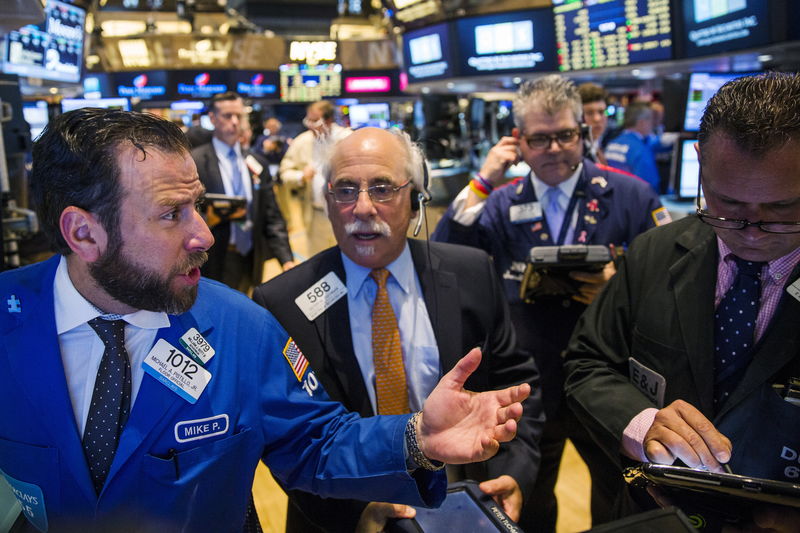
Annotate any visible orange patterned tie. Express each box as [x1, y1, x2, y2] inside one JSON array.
[[370, 268, 410, 415]]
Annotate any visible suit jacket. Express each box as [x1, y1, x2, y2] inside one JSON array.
[[253, 239, 544, 532], [0, 256, 445, 532], [191, 143, 292, 284], [432, 158, 665, 417], [564, 216, 800, 480]]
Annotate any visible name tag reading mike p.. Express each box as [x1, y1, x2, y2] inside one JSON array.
[[295, 271, 347, 321]]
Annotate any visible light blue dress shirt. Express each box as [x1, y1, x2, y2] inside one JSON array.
[[531, 165, 581, 244], [342, 243, 441, 413]]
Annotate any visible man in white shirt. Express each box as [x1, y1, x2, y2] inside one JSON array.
[[279, 100, 351, 256]]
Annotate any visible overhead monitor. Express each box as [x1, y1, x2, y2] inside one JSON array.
[[402, 22, 455, 82], [171, 70, 228, 98], [23, 101, 49, 141], [683, 72, 754, 132], [114, 71, 168, 100], [674, 138, 702, 200], [680, 0, 771, 58], [230, 70, 279, 98], [61, 97, 130, 113], [2, 0, 86, 83], [348, 103, 391, 129], [553, 0, 673, 71], [279, 63, 342, 102], [455, 9, 557, 76]]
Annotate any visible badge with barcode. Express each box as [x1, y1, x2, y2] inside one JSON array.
[[179, 328, 215, 366], [628, 357, 666, 408], [143, 339, 212, 404], [295, 271, 347, 321]]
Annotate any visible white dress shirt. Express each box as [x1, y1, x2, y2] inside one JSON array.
[[342, 244, 440, 413], [53, 256, 169, 437]]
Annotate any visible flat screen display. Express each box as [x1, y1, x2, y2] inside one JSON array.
[[2, 0, 85, 83], [683, 72, 753, 132], [402, 22, 454, 82], [677, 138, 701, 199], [229, 70, 279, 98], [279, 63, 341, 102], [553, 0, 673, 71], [61, 97, 130, 113], [348, 103, 391, 129], [455, 9, 556, 76], [114, 71, 169, 100], [23, 101, 49, 141], [680, 0, 771, 58], [170, 70, 228, 98]]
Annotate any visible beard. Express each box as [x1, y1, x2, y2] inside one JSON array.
[[89, 238, 208, 315]]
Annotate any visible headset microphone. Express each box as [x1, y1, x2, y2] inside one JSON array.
[[413, 159, 432, 237]]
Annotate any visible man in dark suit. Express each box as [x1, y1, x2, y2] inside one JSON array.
[[564, 73, 800, 531], [253, 127, 544, 533], [191, 92, 294, 293]]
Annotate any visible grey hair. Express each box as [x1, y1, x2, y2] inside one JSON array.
[[622, 101, 653, 129], [513, 74, 583, 130], [317, 127, 428, 205]]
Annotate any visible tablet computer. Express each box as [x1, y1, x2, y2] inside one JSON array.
[[386, 480, 523, 533], [520, 245, 610, 302], [203, 193, 246, 220], [626, 463, 800, 509]]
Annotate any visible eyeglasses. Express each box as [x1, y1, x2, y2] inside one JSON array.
[[695, 172, 800, 234], [522, 129, 580, 150], [328, 181, 411, 204]]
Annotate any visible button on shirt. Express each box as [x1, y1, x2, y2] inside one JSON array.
[[54, 256, 169, 437], [342, 244, 440, 413]]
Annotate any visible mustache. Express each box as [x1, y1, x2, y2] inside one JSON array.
[[344, 220, 391, 237], [175, 251, 208, 273]]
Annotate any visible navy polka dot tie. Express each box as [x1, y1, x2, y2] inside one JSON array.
[[83, 317, 131, 494], [713, 257, 765, 408]]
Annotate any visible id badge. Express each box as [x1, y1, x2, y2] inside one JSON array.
[[509, 202, 542, 224], [295, 272, 347, 321], [143, 339, 212, 404], [629, 357, 666, 408]]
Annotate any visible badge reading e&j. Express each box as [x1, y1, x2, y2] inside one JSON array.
[[283, 338, 309, 381]]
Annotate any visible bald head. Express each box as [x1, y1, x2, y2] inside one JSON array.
[[323, 127, 420, 269]]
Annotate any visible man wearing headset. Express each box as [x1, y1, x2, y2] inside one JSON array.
[[253, 127, 544, 533], [432, 74, 666, 531]]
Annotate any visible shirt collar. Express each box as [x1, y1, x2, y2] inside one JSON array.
[[341, 242, 414, 297], [530, 163, 582, 204], [54, 255, 170, 334], [717, 237, 800, 283], [212, 136, 239, 159]]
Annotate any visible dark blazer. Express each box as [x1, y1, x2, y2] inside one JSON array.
[[191, 142, 292, 285], [253, 239, 544, 533], [564, 216, 800, 479]]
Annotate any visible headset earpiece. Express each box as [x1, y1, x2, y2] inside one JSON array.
[[580, 123, 591, 140], [413, 159, 432, 237]]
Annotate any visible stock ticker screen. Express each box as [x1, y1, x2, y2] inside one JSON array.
[[279, 63, 342, 102], [553, 0, 673, 71]]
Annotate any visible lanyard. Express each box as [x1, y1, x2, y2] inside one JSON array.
[[545, 173, 587, 246]]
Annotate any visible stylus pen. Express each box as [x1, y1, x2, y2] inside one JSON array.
[[722, 463, 734, 475]]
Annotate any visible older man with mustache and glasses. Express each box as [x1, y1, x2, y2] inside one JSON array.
[[253, 127, 544, 533]]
